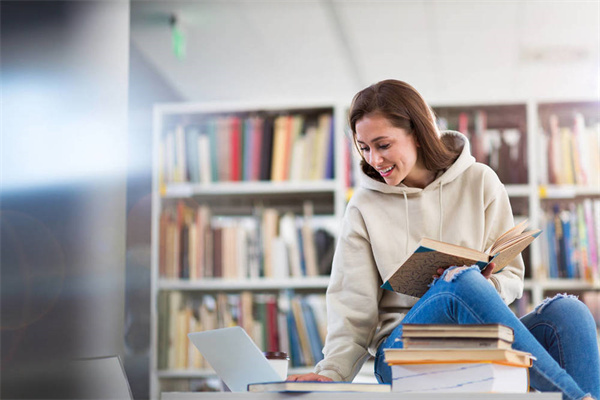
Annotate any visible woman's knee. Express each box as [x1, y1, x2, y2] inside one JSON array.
[[438, 265, 484, 284], [535, 294, 595, 326]]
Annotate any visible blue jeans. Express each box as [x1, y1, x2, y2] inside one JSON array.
[[374, 266, 600, 400]]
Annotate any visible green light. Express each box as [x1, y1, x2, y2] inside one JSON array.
[[172, 26, 186, 60]]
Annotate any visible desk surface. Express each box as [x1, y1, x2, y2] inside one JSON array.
[[163, 392, 561, 400]]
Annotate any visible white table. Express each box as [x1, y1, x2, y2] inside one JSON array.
[[163, 392, 561, 400]]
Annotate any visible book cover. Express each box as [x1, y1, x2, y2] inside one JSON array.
[[270, 115, 289, 181], [381, 220, 541, 298], [300, 297, 324, 363], [230, 116, 242, 182], [290, 297, 314, 366], [185, 125, 200, 183], [208, 119, 219, 183], [248, 381, 391, 393], [242, 117, 253, 181], [251, 117, 264, 181], [197, 131, 212, 184], [259, 117, 274, 181]]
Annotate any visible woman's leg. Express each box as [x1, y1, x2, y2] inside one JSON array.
[[374, 266, 595, 400], [520, 294, 599, 399]]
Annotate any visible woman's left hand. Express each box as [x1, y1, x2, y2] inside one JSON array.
[[433, 263, 495, 280], [481, 262, 495, 279]]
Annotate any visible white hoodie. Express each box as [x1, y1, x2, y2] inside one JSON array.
[[314, 131, 524, 381]]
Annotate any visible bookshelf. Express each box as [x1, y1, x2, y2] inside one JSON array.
[[431, 100, 600, 317], [151, 98, 599, 398], [150, 101, 351, 398]]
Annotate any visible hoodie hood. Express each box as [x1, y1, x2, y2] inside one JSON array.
[[358, 130, 475, 194]]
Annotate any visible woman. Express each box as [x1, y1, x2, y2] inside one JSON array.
[[288, 79, 599, 400]]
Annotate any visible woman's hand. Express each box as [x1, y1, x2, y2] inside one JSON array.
[[286, 373, 333, 382], [481, 262, 495, 279], [433, 263, 495, 280], [432, 266, 449, 279]]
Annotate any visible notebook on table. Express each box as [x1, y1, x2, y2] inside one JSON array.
[[188, 326, 282, 392]]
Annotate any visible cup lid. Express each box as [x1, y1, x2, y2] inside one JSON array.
[[263, 351, 289, 360]]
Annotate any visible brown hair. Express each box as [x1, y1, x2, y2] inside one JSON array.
[[349, 79, 459, 182]]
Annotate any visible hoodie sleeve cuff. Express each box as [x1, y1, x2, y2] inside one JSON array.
[[313, 369, 344, 382]]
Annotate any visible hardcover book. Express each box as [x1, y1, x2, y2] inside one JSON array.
[[382, 219, 541, 297], [390, 363, 528, 393], [401, 323, 514, 349], [401, 323, 514, 342], [384, 347, 533, 367], [248, 381, 391, 393]]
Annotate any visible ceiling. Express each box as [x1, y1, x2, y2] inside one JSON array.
[[130, 0, 600, 104]]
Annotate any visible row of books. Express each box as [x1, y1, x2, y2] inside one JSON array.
[[540, 198, 600, 281], [159, 112, 335, 185], [158, 202, 336, 280], [436, 110, 528, 184], [539, 114, 600, 186], [157, 291, 327, 370]]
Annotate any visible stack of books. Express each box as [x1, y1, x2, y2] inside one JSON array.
[[384, 323, 533, 393]]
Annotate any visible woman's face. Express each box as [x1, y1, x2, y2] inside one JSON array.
[[355, 113, 424, 187]]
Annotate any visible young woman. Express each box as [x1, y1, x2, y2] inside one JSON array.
[[288, 80, 599, 400]]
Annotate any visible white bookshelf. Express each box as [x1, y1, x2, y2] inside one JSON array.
[[150, 101, 348, 399]]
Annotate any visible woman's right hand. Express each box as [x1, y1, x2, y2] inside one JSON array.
[[286, 372, 333, 382]]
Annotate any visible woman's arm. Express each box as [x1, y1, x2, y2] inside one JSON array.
[[310, 205, 383, 381]]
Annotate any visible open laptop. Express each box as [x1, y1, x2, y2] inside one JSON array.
[[188, 326, 283, 392]]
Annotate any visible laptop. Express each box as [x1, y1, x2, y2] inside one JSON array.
[[188, 326, 283, 392]]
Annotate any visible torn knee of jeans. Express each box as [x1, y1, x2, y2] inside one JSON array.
[[534, 293, 579, 315], [440, 265, 480, 282]]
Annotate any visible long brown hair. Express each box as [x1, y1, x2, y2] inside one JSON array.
[[349, 80, 459, 183]]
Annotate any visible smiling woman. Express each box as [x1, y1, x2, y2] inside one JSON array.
[[287, 79, 599, 400]]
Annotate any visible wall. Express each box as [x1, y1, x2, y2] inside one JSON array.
[[1, 1, 129, 397]]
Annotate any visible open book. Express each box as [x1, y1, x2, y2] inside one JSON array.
[[381, 220, 541, 297]]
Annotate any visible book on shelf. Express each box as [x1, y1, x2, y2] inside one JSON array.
[[540, 110, 600, 186], [384, 347, 533, 367], [382, 219, 541, 297], [159, 292, 327, 371], [390, 362, 528, 393], [247, 381, 391, 393], [434, 107, 528, 185], [540, 199, 600, 281], [159, 110, 335, 185], [158, 203, 331, 280]]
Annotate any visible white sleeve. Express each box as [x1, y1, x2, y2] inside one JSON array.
[[482, 171, 525, 305], [314, 206, 382, 381]]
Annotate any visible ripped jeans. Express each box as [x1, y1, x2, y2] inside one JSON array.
[[374, 266, 600, 400]]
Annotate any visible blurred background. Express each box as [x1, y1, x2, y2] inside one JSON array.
[[1, 1, 598, 399]]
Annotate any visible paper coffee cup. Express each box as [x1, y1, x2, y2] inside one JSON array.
[[263, 351, 289, 380]]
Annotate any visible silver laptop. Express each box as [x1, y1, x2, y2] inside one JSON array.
[[188, 326, 283, 392]]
